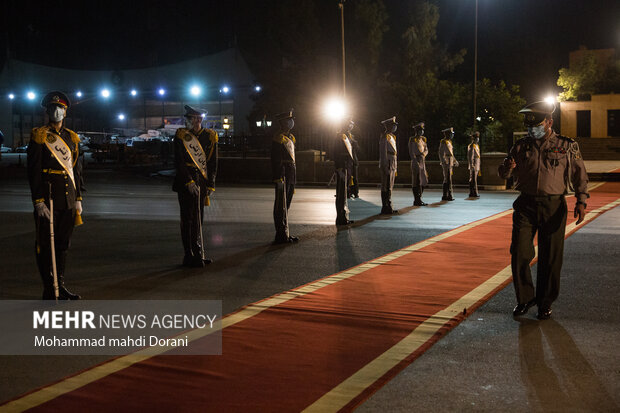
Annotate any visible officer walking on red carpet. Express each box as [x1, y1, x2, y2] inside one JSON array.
[[379, 116, 399, 214], [498, 101, 589, 320], [467, 131, 481, 198], [27, 91, 83, 300], [408, 122, 429, 206], [271, 109, 299, 244], [173, 105, 218, 267], [439, 127, 459, 201]]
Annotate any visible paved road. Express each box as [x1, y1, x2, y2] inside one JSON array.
[[0, 173, 618, 411]]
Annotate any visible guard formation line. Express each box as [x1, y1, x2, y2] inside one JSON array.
[[25, 92, 589, 320]]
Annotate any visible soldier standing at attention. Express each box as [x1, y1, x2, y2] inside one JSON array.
[[408, 122, 429, 206], [334, 118, 355, 225], [173, 105, 218, 267], [379, 116, 399, 214], [439, 127, 459, 201], [498, 101, 588, 320], [271, 109, 299, 244], [27, 91, 83, 300], [468, 131, 481, 198]]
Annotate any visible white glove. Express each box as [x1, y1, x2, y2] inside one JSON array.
[[454, 160, 460, 168], [75, 201, 83, 214], [187, 182, 199, 197], [35, 202, 50, 220]]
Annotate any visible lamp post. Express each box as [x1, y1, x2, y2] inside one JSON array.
[[339, 0, 346, 98], [158, 88, 166, 126], [473, 0, 478, 132]]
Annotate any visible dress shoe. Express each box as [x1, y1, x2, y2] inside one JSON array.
[[203, 258, 213, 265], [288, 236, 299, 243], [58, 285, 81, 300], [189, 256, 205, 268], [336, 219, 354, 226], [537, 307, 552, 320], [273, 237, 293, 245], [413, 200, 427, 206], [182, 255, 192, 267], [513, 299, 536, 316]]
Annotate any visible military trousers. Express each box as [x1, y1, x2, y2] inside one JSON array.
[[380, 168, 396, 191], [510, 194, 567, 309], [273, 164, 296, 241], [335, 168, 350, 223], [469, 168, 479, 196], [441, 163, 453, 188], [178, 186, 207, 259], [34, 207, 75, 288]]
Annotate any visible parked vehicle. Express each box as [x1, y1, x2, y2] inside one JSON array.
[[0, 145, 12, 153]]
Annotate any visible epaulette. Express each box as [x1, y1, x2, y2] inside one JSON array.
[[274, 133, 295, 144], [208, 129, 218, 144], [175, 128, 189, 140], [31, 126, 49, 144], [65, 128, 80, 143], [557, 134, 575, 143]]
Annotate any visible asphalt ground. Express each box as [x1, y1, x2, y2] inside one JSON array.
[[0, 171, 618, 411]]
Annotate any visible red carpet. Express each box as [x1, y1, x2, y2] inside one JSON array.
[[6, 183, 619, 413]]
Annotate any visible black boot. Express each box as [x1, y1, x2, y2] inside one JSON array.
[[387, 190, 398, 214], [441, 183, 450, 201], [380, 191, 390, 214], [56, 251, 81, 300], [413, 187, 427, 206]]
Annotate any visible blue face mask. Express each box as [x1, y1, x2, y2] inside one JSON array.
[[528, 124, 546, 139]]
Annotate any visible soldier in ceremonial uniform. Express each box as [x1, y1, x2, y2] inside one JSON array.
[[271, 109, 299, 244], [334, 118, 355, 225], [468, 131, 481, 198], [438, 127, 459, 201], [379, 116, 398, 214], [27, 91, 83, 300], [173, 105, 218, 267], [408, 122, 429, 206], [498, 101, 588, 320]]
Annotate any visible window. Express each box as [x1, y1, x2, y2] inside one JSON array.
[[608, 110, 620, 137], [576, 110, 591, 138]]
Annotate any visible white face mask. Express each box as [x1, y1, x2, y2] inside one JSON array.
[[528, 124, 546, 139], [49, 106, 65, 122], [285, 119, 294, 130]]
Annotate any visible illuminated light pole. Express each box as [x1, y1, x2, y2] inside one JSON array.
[[219, 86, 230, 128], [158, 88, 166, 126], [473, 0, 478, 132], [26, 91, 36, 100], [8, 93, 15, 100], [339, 0, 346, 98]]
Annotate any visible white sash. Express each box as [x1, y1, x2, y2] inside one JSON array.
[[44, 131, 75, 189], [343, 134, 353, 159], [283, 136, 295, 163], [388, 134, 397, 153], [181, 130, 208, 179]]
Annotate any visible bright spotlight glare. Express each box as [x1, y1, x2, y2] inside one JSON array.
[[158, 88, 166, 96], [544, 95, 556, 104], [221, 86, 229, 94], [118, 114, 125, 120], [130, 89, 137, 96], [101, 89, 110, 98], [8, 93, 15, 100], [190, 86, 201, 96], [254, 85, 261, 92], [27, 91, 36, 100], [323, 97, 348, 123], [76, 91, 83, 98]]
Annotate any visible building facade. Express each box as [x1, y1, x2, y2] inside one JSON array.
[[560, 94, 620, 138]]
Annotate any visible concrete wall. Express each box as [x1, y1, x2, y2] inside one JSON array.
[[560, 94, 620, 138]]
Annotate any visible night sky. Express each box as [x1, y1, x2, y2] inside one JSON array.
[[1, 0, 618, 103]]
